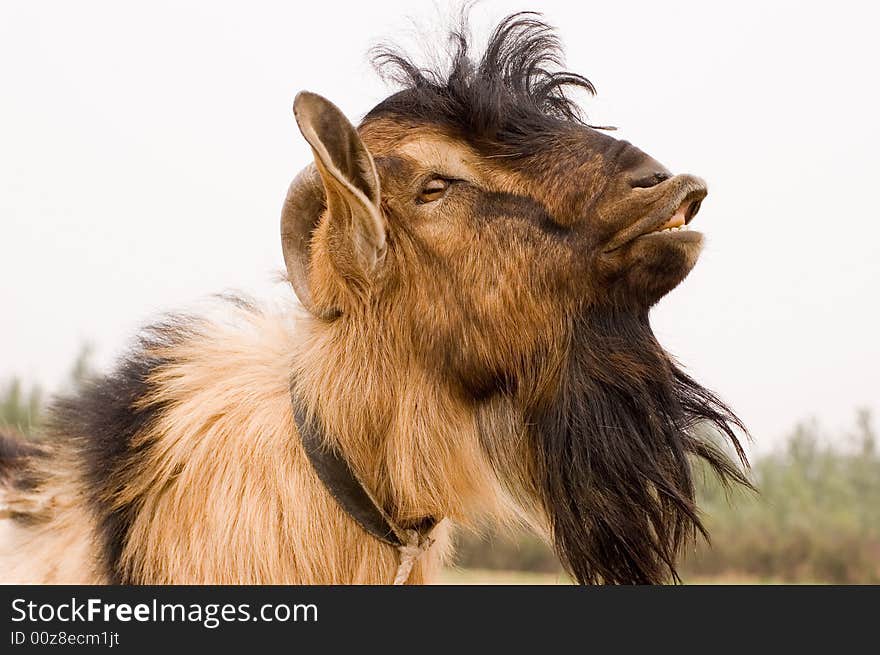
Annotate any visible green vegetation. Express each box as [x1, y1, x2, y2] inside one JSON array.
[[0, 378, 43, 437], [687, 410, 879, 583], [1, 344, 94, 437]]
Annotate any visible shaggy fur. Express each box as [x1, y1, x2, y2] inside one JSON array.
[[1, 12, 747, 585], [49, 319, 196, 583], [5, 305, 454, 584]]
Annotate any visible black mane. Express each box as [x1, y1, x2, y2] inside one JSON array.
[[366, 12, 597, 151]]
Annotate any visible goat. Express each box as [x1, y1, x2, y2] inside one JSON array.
[[0, 13, 747, 585]]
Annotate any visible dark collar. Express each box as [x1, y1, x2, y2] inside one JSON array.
[[291, 393, 437, 550]]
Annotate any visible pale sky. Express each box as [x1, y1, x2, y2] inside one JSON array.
[[1, 1, 878, 452]]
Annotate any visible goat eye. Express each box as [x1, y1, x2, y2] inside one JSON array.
[[418, 178, 451, 203]]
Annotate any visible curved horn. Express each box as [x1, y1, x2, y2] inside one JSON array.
[[280, 163, 333, 318]]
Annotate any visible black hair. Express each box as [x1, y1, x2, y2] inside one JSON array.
[[367, 12, 599, 153], [47, 318, 199, 583], [531, 308, 751, 584]]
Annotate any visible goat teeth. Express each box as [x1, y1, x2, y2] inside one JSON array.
[[654, 223, 690, 234]]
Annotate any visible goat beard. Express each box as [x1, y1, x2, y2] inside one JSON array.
[[527, 307, 749, 585]]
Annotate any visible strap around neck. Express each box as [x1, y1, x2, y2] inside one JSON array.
[[290, 391, 437, 550]]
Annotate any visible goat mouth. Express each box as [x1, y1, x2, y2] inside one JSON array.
[[641, 195, 703, 236], [603, 176, 708, 253]]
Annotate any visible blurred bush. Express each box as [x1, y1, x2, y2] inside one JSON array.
[[684, 410, 879, 583], [0, 377, 44, 437], [0, 344, 93, 438]]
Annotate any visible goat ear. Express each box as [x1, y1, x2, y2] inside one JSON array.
[[282, 92, 386, 316]]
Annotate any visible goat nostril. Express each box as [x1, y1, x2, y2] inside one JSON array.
[[630, 172, 671, 189]]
